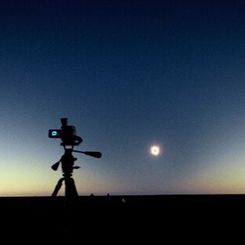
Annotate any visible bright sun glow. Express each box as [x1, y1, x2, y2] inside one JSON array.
[[150, 145, 160, 156]]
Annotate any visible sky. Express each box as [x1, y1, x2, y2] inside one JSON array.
[[1, 0, 245, 196]]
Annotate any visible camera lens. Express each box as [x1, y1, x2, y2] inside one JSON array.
[[51, 131, 58, 137]]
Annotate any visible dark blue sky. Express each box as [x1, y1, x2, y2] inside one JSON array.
[[1, 0, 245, 195]]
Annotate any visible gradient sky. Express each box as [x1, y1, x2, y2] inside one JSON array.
[[1, 0, 245, 196]]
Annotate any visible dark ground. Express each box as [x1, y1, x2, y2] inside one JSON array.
[[0, 195, 244, 241]]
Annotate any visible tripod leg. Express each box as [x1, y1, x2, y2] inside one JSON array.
[[52, 178, 64, 197], [65, 177, 79, 197]]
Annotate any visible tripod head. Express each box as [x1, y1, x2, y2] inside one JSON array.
[[51, 148, 102, 171]]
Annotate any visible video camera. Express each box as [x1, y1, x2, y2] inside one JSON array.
[[48, 118, 83, 147]]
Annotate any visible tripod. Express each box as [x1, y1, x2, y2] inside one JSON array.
[[52, 147, 79, 197], [49, 118, 102, 197], [51, 147, 102, 197]]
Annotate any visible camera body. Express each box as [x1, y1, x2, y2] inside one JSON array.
[[48, 118, 83, 146]]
